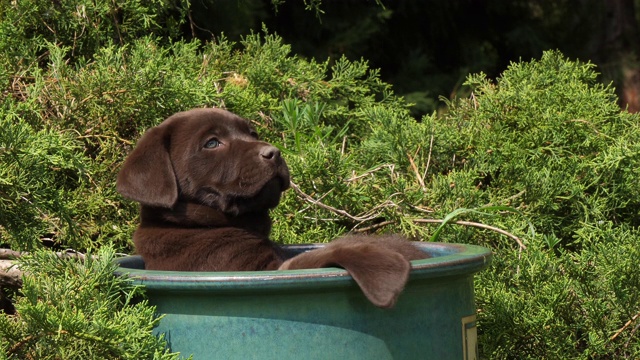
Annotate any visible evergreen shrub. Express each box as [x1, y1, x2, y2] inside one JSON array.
[[1, 1, 639, 358], [0, 248, 185, 359], [442, 52, 640, 359]]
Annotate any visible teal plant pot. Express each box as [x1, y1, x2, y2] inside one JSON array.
[[116, 242, 491, 360]]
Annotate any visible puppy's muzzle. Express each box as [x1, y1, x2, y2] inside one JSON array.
[[259, 145, 281, 161], [256, 144, 290, 192]]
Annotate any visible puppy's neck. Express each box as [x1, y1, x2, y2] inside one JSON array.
[[139, 201, 272, 236]]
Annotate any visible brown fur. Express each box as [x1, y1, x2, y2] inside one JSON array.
[[117, 108, 429, 308], [281, 235, 428, 308]]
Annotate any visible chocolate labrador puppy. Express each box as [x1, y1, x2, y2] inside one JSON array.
[[117, 108, 428, 308]]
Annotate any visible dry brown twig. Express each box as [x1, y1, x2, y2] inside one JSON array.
[[346, 164, 396, 183], [422, 134, 434, 184], [407, 149, 426, 189], [611, 312, 640, 341], [6, 334, 36, 357], [290, 180, 525, 251], [290, 181, 387, 222], [413, 218, 526, 251]]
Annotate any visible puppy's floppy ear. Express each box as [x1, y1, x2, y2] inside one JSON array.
[[116, 126, 178, 208], [280, 244, 411, 309]]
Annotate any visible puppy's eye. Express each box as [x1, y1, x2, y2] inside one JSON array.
[[204, 139, 220, 149], [249, 130, 259, 139]]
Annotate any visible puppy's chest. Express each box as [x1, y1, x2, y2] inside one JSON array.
[[134, 226, 284, 271]]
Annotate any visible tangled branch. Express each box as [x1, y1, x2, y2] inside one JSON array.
[[413, 219, 526, 250], [290, 180, 526, 251], [289, 181, 388, 222]]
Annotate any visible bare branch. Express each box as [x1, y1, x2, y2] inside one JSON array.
[[503, 190, 526, 204], [356, 217, 526, 250], [6, 334, 36, 356], [611, 312, 640, 341], [290, 181, 383, 222], [290, 179, 524, 250], [407, 150, 425, 189], [422, 133, 434, 183], [345, 164, 396, 183], [413, 218, 526, 250], [409, 204, 435, 214], [353, 220, 395, 233]]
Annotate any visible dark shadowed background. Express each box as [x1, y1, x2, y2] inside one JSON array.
[[184, 0, 640, 116]]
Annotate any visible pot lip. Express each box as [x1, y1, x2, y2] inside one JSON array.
[[115, 242, 492, 290]]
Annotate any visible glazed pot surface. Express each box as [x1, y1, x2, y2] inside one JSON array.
[[116, 242, 491, 360]]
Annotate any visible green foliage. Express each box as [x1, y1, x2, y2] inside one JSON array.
[[442, 51, 640, 245], [478, 223, 640, 359], [1, 1, 640, 357], [0, 248, 186, 359], [441, 51, 640, 358], [0, 0, 187, 67], [0, 112, 86, 250], [1, 22, 416, 251]]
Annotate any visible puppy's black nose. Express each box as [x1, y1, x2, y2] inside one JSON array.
[[260, 145, 281, 160]]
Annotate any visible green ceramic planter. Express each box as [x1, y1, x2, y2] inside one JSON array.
[[115, 242, 491, 360]]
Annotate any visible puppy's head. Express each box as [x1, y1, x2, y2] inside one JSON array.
[[116, 108, 290, 215]]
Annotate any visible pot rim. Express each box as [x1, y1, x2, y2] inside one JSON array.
[[115, 242, 492, 292]]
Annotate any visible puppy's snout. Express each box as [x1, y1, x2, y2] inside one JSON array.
[[259, 145, 281, 161]]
